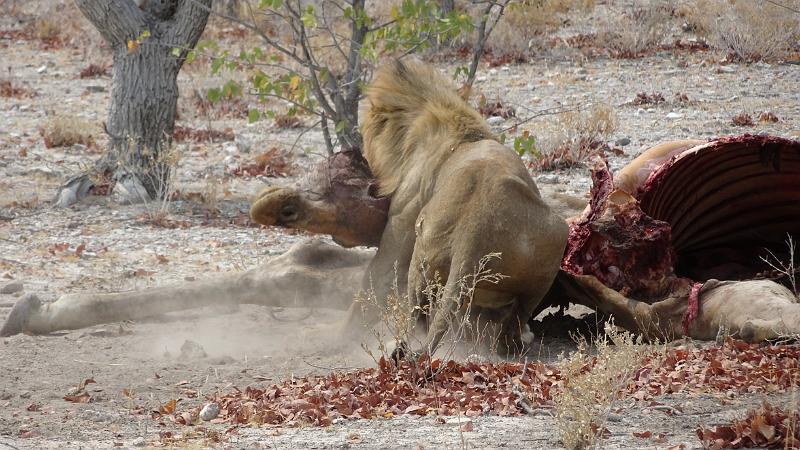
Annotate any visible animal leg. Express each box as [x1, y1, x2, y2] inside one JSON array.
[[418, 268, 465, 356], [1, 239, 371, 336]]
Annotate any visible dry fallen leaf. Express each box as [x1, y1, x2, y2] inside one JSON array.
[[159, 399, 177, 415], [64, 392, 91, 403]]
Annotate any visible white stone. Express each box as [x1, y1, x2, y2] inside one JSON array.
[[199, 402, 220, 421]]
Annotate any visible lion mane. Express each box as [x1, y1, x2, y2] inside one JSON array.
[[361, 60, 494, 196]]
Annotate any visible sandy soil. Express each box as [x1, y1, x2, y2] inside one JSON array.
[[1, 1, 799, 448]]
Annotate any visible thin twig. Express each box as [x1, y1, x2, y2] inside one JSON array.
[[499, 105, 586, 133]]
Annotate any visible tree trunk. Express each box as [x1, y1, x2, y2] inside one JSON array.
[[58, 0, 211, 205]]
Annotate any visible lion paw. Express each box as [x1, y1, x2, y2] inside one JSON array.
[[0, 293, 42, 337]]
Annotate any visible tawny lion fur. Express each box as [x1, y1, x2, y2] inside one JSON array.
[[354, 60, 568, 355]]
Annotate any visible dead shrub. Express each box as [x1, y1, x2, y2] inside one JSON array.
[[357, 253, 510, 364], [533, 103, 617, 171], [486, 0, 595, 58], [596, 0, 671, 58], [731, 112, 754, 127], [0, 79, 34, 98], [686, 0, 799, 62], [274, 114, 303, 129], [29, 17, 65, 48], [554, 323, 663, 450], [173, 125, 235, 142], [631, 92, 665, 105], [697, 401, 800, 449], [228, 147, 293, 178], [673, 92, 690, 104], [191, 90, 249, 119], [758, 111, 780, 123], [477, 95, 516, 119], [79, 64, 109, 79], [40, 115, 96, 149]]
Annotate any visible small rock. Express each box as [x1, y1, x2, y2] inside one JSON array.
[[486, 116, 504, 126], [537, 174, 560, 184], [36, 65, 47, 74], [666, 112, 682, 120], [132, 437, 146, 447], [179, 340, 207, 359], [19, 391, 31, 399], [206, 355, 236, 365], [615, 137, 631, 147], [0, 281, 23, 295], [112, 176, 151, 205], [717, 65, 735, 73], [199, 402, 220, 421], [86, 85, 105, 93]]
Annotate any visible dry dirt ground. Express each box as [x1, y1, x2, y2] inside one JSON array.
[[1, 1, 800, 449]]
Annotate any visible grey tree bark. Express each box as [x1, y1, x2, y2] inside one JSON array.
[[57, 0, 211, 206]]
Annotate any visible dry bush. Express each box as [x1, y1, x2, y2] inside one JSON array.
[[0, 79, 34, 98], [759, 111, 780, 123], [632, 92, 665, 105], [731, 112, 754, 127], [554, 323, 662, 450], [122, 144, 183, 227], [357, 253, 512, 364], [78, 64, 109, 79], [228, 147, 294, 178], [190, 90, 249, 119], [30, 16, 63, 46], [685, 0, 800, 62], [173, 125, 235, 142], [487, 0, 595, 58], [596, 0, 671, 57], [533, 103, 617, 171], [40, 115, 96, 149], [274, 114, 303, 129]]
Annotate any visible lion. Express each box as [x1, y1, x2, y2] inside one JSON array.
[[354, 60, 568, 356]]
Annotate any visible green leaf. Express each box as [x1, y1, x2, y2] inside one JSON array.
[[248, 109, 260, 123], [301, 5, 317, 28], [207, 88, 221, 103], [211, 57, 224, 75]]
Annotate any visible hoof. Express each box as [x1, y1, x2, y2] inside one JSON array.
[[0, 293, 42, 336], [391, 341, 423, 364], [390, 341, 410, 363]]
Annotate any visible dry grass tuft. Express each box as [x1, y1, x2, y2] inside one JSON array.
[[78, 64, 109, 79], [532, 103, 617, 171], [731, 112, 754, 127], [173, 125, 235, 143], [554, 323, 662, 450], [758, 111, 780, 124], [274, 114, 303, 129], [0, 79, 35, 98], [632, 92, 665, 105], [357, 253, 513, 364], [40, 115, 96, 149], [685, 0, 800, 62], [487, 0, 595, 58], [596, 0, 671, 58]]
